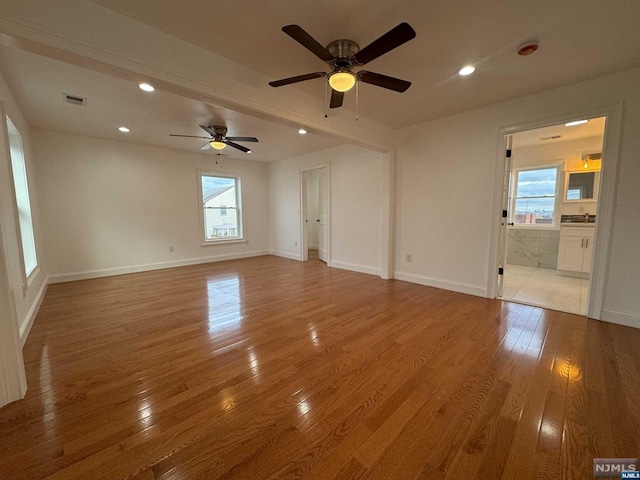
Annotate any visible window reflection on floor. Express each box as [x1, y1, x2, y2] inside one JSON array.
[[206, 274, 244, 333]]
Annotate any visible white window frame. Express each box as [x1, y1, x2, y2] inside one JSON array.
[[510, 163, 562, 228], [198, 170, 245, 245], [5, 115, 39, 290]]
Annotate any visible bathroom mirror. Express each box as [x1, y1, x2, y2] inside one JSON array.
[[565, 171, 599, 201]]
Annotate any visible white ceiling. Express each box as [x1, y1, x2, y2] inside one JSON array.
[[512, 116, 606, 148], [90, 0, 640, 129], [0, 45, 343, 162]]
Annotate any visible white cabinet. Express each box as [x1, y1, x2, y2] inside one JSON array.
[[557, 226, 594, 273]]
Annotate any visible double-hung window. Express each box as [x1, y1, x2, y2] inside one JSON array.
[[511, 165, 561, 227], [6, 116, 38, 279], [199, 172, 243, 243]]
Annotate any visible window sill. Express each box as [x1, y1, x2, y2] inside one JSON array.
[[201, 238, 247, 246]]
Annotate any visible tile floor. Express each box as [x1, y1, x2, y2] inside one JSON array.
[[499, 264, 589, 315]]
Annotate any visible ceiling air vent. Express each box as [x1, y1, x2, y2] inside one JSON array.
[[539, 135, 562, 141], [63, 93, 87, 106]]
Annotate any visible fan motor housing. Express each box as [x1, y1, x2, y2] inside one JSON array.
[[327, 39, 359, 63]]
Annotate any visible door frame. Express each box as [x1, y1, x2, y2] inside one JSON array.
[[299, 164, 330, 264], [488, 102, 623, 320]]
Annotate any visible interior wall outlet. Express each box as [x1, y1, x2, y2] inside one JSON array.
[[169, 246, 174, 253], [406, 254, 412, 263], [294, 241, 298, 247]]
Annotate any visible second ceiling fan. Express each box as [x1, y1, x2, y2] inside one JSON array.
[[269, 22, 416, 109]]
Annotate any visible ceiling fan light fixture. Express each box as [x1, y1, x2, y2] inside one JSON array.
[[210, 141, 227, 150], [328, 71, 356, 92]]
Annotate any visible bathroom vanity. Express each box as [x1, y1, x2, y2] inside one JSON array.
[[557, 223, 594, 275]]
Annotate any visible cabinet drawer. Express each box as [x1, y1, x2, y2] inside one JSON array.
[[560, 226, 595, 237]]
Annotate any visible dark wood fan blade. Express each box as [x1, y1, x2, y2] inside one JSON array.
[[269, 72, 326, 87], [282, 25, 334, 62], [199, 125, 216, 136], [352, 23, 416, 66], [225, 137, 259, 142], [169, 134, 211, 139], [224, 141, 251, 153], [330, 89, 344, 109], [357, 71, 411, 92], [201, 143, 212, 150]]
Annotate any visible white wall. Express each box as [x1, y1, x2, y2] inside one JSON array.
[[0, 70, 48, 405], [269, 144, 383, 276], [394, 66, 640, 327], [33, 130, 269, 280], [513, 135, 604, 216]]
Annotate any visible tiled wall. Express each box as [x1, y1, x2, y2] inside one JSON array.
[[507, 229, 560, 269]]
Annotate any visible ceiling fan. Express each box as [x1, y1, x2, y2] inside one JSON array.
[[169, 125, 258, 153], [269, 23, 416, 109]]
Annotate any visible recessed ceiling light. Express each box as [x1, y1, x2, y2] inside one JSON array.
[[138, 83, 155, 92], [118, 126, 130, 133], [298, 129, 307, 135], [247, 150, 252, 153], [565, 119, 589, 127], [458, 66, 475, 76]]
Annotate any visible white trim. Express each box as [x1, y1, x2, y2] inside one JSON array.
[[331, 261, 381, 277], [48, 250, 269, 284], [600, 309, 640, 329], [269, 250, 301, 261], [511, 162, 563, 228], [395, 271, 487, 297], [308, 244, 319, 249], [19, 276, 47, 347], [487, 103, 623, 323]]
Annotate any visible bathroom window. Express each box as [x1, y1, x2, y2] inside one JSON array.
[[511, 165, 561, 227]]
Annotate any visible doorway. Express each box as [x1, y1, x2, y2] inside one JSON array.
[[300, 165, 329, 264], [495, 115, 610, 315]]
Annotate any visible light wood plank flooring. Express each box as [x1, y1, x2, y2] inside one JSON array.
[[1, 254, 639, 479]]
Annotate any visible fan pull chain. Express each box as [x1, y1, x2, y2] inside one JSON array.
[[324, 80, 329, 118], [355, 81, 359, 122]]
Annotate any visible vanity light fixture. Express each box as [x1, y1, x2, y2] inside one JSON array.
[[583, 155, 590, 169], [138, 83, 155, 92], [458, 65, 475, 76], [565, 119, 588, 127]]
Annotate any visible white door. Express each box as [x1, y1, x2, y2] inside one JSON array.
[[496, 135, 513, 297], [318, 171, 328, 263]]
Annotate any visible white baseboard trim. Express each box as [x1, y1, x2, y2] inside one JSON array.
[[600, 308, 640, 329], [48, 250, 270, 284], [331, 260, 381, 277], [308, 244, 319, 249], [269, 250, 302, 261], [19, 276, 48, 347], [394, 271, 487, 298]]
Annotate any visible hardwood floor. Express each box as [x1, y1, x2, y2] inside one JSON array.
[[1, 255, 639, 479]]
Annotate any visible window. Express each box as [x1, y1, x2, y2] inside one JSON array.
[[199, 172, 243, 243], [511, 165, 560, 227], [6, 116, 38, 277]]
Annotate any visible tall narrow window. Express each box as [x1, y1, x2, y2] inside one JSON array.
[[6, 116, 38, 277], [511, 165, 560, 227], [199, 172, 243, 243]]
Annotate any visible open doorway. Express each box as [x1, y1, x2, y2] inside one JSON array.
[[496, 116, 606, 315], [300, 165, 329, 264]]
